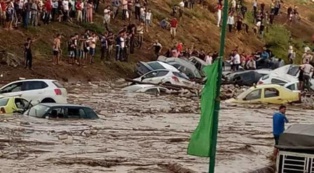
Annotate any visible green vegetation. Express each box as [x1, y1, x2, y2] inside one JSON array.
[[264, 24, 303, 64], [80, 23, 104, 34]]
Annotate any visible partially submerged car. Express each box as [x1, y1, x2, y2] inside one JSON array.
[[226, 84, 301, 104], [189, 56, 207, 77], [135, 61, 179, 76], [223, 69, 271, 86], [258, 64, 312, 85], [24, 103, 99, 119], [0, 97, 32, 114], [276, 124, 314, 173], [157, 56, 202, 79], [122, 84, 169, 94], [133, 69, 195, 88]]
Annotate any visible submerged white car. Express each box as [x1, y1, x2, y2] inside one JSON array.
[[133, 69, 195, 87], [122, 84, 169, 93], [258, 64, 314, 90], [0, 79, 68, 104], [258, 65, 300, 85]]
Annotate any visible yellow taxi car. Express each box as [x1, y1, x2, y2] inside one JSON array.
[[0, 97, 32, 114], [226, 84, 301, 104]]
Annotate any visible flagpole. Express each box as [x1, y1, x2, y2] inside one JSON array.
[[208, 0, 228, 172]]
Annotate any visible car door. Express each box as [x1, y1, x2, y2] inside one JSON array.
[[262, 87, 282, 104], [142, 71, 168, 84], [14, 98, 32, 112], [0, 82, 23, 97], [21, 81, 49, 103], [153, 71, 170, 83], [173, 72, 192, 87], [141, 71, 158, 83], [242, 89, 262, 103]]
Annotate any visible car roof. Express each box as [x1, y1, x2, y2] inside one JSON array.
[[15, 79, 56, 82], [122, 84, 159, 92], [250, 84, 283, 89], [0, 96, 21, 99], [39, 103, 91, 108], [255, 69, 272, 73]]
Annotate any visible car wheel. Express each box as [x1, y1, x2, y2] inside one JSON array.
[[41, 98, 56, 103]]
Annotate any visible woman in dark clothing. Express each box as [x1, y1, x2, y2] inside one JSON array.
[[24, 38, 33, 70], [298, 66, 304, 91], [236, 18, 242, 32]]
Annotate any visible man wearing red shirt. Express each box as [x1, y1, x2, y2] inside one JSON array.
[[170, 17, 178, 38], [43, 0, 52, 24], [76, 0, 83, 22], [176, 42, 183, 54]]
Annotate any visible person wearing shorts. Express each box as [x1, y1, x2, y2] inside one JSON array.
[[89, 47, 95, 57], [88, 33, 97, 64], [53, 34, 61, 65]]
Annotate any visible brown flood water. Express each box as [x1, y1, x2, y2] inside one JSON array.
[[0, 82, 313, 173]]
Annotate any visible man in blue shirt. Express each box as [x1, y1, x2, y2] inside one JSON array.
[[273, 105, 289, 145], [272, 105, 289, 158]]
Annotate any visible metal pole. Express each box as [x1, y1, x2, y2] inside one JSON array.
[[208, 0, 229, 172]]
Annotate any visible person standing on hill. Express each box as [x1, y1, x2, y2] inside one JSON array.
[[24, 38, 34, 70], [253, 0, 257, 17], [76, 0, 83, 22], [170, 17, 178, 39], [216, 2, 222, 27], [272, 105, 288, 156], [53, 34, 61, 65], [227, 12, 234, 33]]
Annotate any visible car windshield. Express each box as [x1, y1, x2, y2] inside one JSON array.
[[26, 104, 50, 117], [0, 98, 9, 106], [147, 62, 165, 70], [287, 66, 300, 76]]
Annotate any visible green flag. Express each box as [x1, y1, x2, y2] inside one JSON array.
[[187, 59, 220, 157]]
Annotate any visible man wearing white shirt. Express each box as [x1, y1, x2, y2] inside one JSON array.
[[301, 60, 314, 91], [62, 0, 69, 21], [233, 50, 241, 71], [51, 0, 58, 21]]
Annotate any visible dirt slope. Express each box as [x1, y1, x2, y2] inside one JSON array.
[[0, 0, 313, 82]]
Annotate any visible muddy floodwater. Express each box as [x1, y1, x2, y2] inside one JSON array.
[[0, 82, 314, 173]]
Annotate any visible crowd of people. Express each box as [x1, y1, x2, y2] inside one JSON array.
[[0, 0, 304, 71], [14, 0, 193, 68]]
